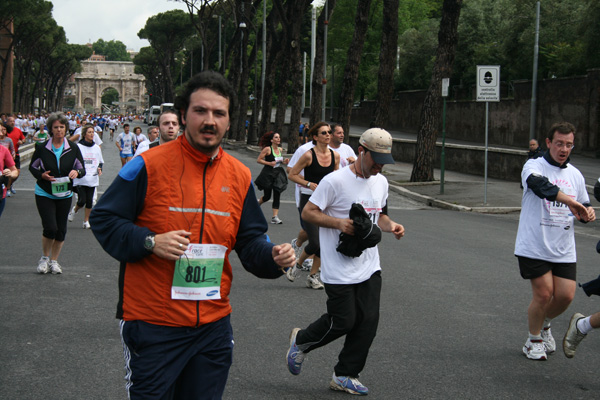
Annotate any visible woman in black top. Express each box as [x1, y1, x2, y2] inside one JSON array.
[[255, 131, 289, 224], [29, 112, 85, 275], [288, 122, 340, 289]]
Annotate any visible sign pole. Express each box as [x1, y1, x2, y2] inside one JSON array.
[[440, 78, 449, 195], [476, 65, 500, 205], [484, 101, 489, 204]]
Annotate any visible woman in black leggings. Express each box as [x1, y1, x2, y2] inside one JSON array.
[[288, 122, 340, 289], [255, 131, 289, 224], [29, 112, 85, 274]]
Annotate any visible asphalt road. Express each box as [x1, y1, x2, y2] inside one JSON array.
[[2, 122, 600, 399]]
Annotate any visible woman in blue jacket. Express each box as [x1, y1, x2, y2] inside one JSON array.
[[29, 112, 85, 275]]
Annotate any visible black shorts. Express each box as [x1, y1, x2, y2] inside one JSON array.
[[13, 155, 20, 169], [517, 256, 576, 281]]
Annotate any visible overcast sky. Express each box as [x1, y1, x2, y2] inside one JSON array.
[[52, 0, 325, 52], [51, 0, 190, 51]]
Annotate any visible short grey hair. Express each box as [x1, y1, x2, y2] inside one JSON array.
[[46, 112, 69, 137]]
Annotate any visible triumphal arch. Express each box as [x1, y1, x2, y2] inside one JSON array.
[[71, 60, 146, 114]]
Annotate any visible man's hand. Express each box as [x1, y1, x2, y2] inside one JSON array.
[[568, 202, 595, 222], [272, 243, 296, 270], [389, 222, 405, 240], [337, 218, 355, 235], [153, 230, 191, 261]]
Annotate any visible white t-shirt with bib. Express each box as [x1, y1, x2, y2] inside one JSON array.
[[309, 166, 388, 284], [514, 157, 589, 263]]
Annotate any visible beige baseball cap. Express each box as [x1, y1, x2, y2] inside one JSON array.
[[358, 128, 395, 164]]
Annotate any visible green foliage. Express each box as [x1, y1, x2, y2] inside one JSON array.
[[92, 39, 131, 61], [396, 18, 439, 90], [101, 88, 119, 106]]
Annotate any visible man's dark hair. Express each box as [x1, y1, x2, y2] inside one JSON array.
[[547, 122, 576, 141], [174, 71, 236, 128], [157, 109, 178, 126], [123, 123, 130, 128]]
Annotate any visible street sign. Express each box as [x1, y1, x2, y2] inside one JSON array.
[[476, 65, 500, 102], [441, 78, 449, 97]]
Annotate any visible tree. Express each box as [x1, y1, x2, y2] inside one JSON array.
[[336, 0, 373, 137], [92, 39, 131, 61], [371, 0, 399, 129], [309, 0, 336, 126], [134, 47, 164, 105], [138, 10, 195, 103], [410, 0, 462, 182]]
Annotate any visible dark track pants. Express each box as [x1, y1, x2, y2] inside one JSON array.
[[296, 271, 382, 377], [120, 315, 234, 400]]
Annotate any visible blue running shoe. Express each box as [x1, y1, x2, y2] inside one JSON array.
[[286, 328, 304, 375], [330, 373, 369, 395]]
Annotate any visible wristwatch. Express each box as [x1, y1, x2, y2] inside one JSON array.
[[144, 233, 156, 251], [306, 181, 311, 188]]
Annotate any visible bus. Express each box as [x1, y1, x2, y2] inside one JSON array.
[[148, 106, 161, 125]]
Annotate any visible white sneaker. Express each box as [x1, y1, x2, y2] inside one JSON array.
[[541, 326, 556, 354], [49, 260, 62, 274], [68, 206, 77, 222], [286, 264, 300, 282], [37, 256, 50, 274], [291, 238, 302, 260], [83, 221, 91, 229], [307, 273, 324, 290], [301, 258, 313, 271], [271, 216, 283, 224], [563, 313, 587, 358], [523, 338, 547, 360]]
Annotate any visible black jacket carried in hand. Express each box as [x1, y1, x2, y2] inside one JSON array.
[[336, 203, 382, 258]]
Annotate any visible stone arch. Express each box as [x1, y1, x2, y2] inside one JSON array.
[[73, 60, 146, 114], [83, 97, 94, 113]]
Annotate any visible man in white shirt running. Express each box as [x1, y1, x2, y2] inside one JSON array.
[[515, 121, 595, 361], [286, 128, 405, 395], [329, 123, 356, 168]]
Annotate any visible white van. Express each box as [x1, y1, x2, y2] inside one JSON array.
[[148, 106, 161, 125], [160, 103, 175, 114]]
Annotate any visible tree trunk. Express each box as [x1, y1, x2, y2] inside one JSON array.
[[336, 0, 372, 137], [309, 0, 336, 125], [372, 0, 399, 130], [410, 0, 462, 182]]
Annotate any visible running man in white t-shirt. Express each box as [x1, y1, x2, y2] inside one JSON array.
[[329, 123, 356, 168], [116, 123, 135, 167], [514, 122, 595, 361], [286, 128, 405, 395]]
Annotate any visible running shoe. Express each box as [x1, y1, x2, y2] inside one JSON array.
[[271, 216, 283, 224], [6, 190, 11, 197], [307, 273, 324, 290], [541, 326, 556, 354], [9, 186, 15, 194], [286, 328, 305, 375], [330, 373, 369, 395], [522, 338, 547, 360], [68, 206, 76, 222], [286, 264, 300, 282], [37, 256, 50, 274], [291, 238, 302, 260], [301, 258, 313, 271], [83, 221, 91, 229], [49, 260, 62, 275], [563, 312, 586, 358]]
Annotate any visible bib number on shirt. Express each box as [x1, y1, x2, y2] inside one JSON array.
[[172, 244, 227, 300], [51, 176, 71, 197]]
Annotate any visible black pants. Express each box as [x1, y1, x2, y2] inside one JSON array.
[[261, 187, 281, 209], [299, 194, 320, 257], [296, 271, 382, 377], [35, 195, 72, 241], [76, 186, 95, 209]]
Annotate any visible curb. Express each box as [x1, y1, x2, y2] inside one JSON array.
[[389, 183, 522, 214]]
